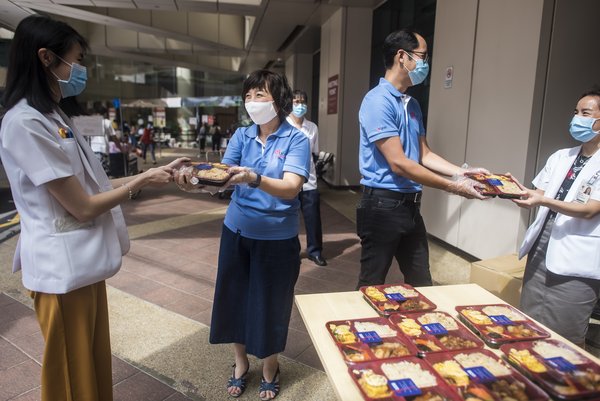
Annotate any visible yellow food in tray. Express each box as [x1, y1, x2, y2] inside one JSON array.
[[355, 369, 392, 399], [508, 349, 547, 373], [398, 318, 422, 336], [461, 309, 492, 325], [433, 360, 470, 387], [365, 286, 387, 302], [329, 324, 356, 344]]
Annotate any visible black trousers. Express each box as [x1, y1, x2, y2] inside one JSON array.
[[299, 189, 323, 257], [356, 189, 432, 289]]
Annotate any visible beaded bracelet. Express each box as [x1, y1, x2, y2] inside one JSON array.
[[123, 183, 134, 200]]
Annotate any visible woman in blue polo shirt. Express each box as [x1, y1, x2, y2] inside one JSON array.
[[209, 70, 310, 400]]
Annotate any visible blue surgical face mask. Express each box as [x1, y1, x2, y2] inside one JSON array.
[[405, 52, 429, 86], [51, 55, 87, 98], [292, 103, 307, 118], [569, 115, 600, 143]]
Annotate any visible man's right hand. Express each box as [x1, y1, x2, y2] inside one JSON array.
[[447, 176, 487, 200]]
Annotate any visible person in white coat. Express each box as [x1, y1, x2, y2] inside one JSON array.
[[513, 88, 600, 347], [0, 15, 188, 401]]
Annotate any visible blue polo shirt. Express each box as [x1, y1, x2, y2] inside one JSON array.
[[359, 78, 426, 192], [222, 121, 310, 240]]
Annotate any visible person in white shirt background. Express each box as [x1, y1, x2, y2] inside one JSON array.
[[0, 15, 188, 401], [513, 87, 600, 348], [287, 89, 327, 266]]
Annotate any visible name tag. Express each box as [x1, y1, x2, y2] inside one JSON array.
[[574, 184, 592, 204]]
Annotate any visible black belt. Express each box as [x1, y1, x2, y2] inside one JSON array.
[[363, 186, 422, 203]]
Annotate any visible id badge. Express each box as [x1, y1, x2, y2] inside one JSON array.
[[574, 184, 592, 204]]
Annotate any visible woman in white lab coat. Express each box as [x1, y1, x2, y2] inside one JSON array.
[[0, 15, 187, 401], [513, 88, 600, 347]]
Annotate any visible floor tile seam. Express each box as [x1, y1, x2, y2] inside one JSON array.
[[107, 285, 210, 329], [125, 253, 218, 276], [119, 266, 217, 293], [127, 206, 228, 240], [6, 386, 41, 401], [0, 333, 42, 367]]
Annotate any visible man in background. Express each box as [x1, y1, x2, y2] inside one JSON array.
[[287, 90, 327, 266]]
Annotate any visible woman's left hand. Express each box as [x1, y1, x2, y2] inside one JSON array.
[[226, 166, 257, 186]]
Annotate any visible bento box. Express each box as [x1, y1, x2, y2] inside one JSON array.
[[501, 339, 600, 400], [360, 284, 436, 317], [326, 317, 419, 364], [425, 349, 549, 401], [349, 356, 464, 400], [174, 162, 233, 192], [456, 304, 550, 348], [464, 173, 523, 198], [389, 311, 484, 356]]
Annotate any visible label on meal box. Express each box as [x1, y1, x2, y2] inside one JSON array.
[[489, 315, 514, 325], [545, 357, 576, 372], [388, 378, 422, 397], [464, 366, 496, 383], [422, 323, 448, 336], [385, 293, 406, 302], [356, 331, 382, 343]]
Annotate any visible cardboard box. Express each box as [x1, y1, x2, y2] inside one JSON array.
[[470, 254, 526, 307]]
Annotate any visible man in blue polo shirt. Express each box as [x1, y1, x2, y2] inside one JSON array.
[[356, 29, 487, 289]]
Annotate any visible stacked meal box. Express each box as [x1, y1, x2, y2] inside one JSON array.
[[325, 283, 600, 401]]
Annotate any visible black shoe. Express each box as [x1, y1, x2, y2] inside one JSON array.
[[308, 255, 327, 266]]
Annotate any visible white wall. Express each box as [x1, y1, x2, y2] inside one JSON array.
[[423, 0, 547, 259], [318, 7, 372, 186]]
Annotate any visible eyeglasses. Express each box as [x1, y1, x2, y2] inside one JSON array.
[[408, 50, 429, 63]]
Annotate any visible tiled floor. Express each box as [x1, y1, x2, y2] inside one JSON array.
[[0, 293, 194, 401], [0, 148, 451, 400]]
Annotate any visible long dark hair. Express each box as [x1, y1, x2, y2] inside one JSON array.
[[243, 70, 293, 121], [2, 15, 88, 115]]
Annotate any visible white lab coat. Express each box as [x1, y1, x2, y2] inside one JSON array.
[[519, 146, 600, 279], [286, 116, 319, 191], [0, 99, 129, 294]]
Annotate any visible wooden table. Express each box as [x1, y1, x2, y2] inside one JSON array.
[[294, 283, 600, 401]]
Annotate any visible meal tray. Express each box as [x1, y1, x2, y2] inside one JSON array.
[[388, 311, 484, 356], [188, 162, 232, 186], [464, 172, 523, 198], [501, 339, 600, 400], [326, 317, 419, 364], [359, 284, 436, 317], [424, 348, 549, 401], [348, 356, 464, 400], [456, 304, 550, 348]]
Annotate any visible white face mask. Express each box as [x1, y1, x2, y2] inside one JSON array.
[[245, 101, 278, 125]]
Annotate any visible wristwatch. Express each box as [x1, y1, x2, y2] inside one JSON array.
[[248, 172, 262, 188]]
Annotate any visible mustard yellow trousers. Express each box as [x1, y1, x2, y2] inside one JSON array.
[[33, 281, 113, 401]]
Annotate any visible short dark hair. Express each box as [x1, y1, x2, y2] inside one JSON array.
[[292, 89, 308, 103], [242, 70, 293, 121], [579, 86, 600, 109], [382, 29, 420, 70], [2, 15, 89, 115]]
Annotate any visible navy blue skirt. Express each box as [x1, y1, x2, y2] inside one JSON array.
[[209, 225, 301, 358]]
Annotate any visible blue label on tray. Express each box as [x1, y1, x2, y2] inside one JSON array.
[[545, 357, 576, 372], [194, 164, 212, 170], [489, 315, 514, 325], [385, 293, 406, 302], [388, 379, 422, 397], [422, 323, 448, 335], [464, 366, 496, 383], [487, 178, 503, 186], [356, 331, 382, 343]]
